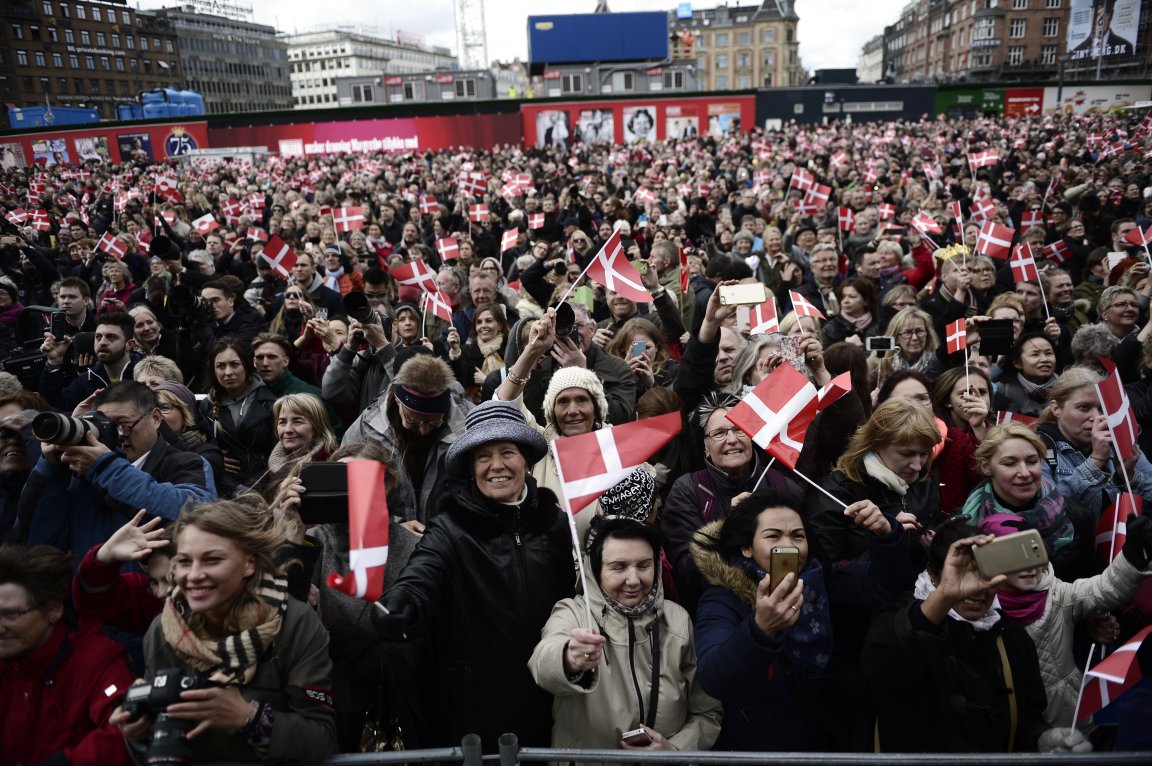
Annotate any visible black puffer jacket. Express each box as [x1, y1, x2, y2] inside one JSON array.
[[379, 476, 574, 748]]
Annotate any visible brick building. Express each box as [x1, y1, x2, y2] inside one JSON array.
[[671, 0, 803, 89]]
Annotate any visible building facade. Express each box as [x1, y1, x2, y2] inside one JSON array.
[[0, 0, 183, 126], [154, 5, 291, 115], [285, 28, 456, 110], [670, 1, 803, 89], [858, 34, 885, 83]]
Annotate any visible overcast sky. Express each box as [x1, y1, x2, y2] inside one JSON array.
[[141, 0, 908, 72]]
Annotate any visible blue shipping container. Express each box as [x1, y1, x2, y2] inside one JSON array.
[[528, 12, 668, 65], [7, 106, 100, 128]]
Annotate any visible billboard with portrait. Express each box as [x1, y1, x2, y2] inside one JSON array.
[[621, 105, 657, 143], [74, 135, 111, 163], [0, 143, 27, 170], [1068, 0, 1141, 61], [31, 138, 69, 167], [535, 110, 571, 149], [576, 109, 614, 145]]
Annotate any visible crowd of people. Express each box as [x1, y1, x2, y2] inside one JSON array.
[[2, 106, 1152, 764]]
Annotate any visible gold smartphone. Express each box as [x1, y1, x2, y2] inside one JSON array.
[[972, 530, 1049, 579], [769, 546, 800, 592], [718, 282, 768, 306]]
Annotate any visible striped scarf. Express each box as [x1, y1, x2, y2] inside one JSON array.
[[160, 574, 289, 685]]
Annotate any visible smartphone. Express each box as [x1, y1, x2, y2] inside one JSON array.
[[769, 546, 800, 593], [297, 462, 349, 525], [778, 336, 803, 369], [718, 282, 768, 306], [865, 335, 895, 352], [631, 260, 648, 275], [314, 307, 329, 321], [621, 728, 653, 747], [973, 530, 1049, 579], [630, 340, 647, 359], [49, 310, 69, 340], [977, 318, 1015, 357]]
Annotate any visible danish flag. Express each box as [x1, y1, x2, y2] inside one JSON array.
[[372, 240, 395, 270], [725, 362, 848, 452], [390, 259, 437, 292], [500, 228, 519, 253], [247, 194, 265, 210], [4, 208, 28, 225], [829, 150, 849, 170], [550, 412, 681, 513], [421, 288, 453, 322], [97, 231, 127, 260], [946, 319, 967, 355], [994, 411, 1039, 429], [789, 167, 815, 193], [634, 187, 657, 206], [220, 198, 244, 223], [762, 372, 853, 469], [418, 195, 438, 215], [879, 203, 895, 221], [975, 221, 1014, 260], [1123, 225, 1152, 249], [1009, 244, 1040, 284], [1076, 625, 1152, 721], [585, 230, 651, 303], [458, 170, 488, 198], [968, 150, 1000, 170], [246, 227, 268, 242], [28, 210, 51, 231], [1096, 494, 1142, 562], [789, 290, 826, 320], [191, 213, 220, 235], [326, 461, 390, 601], [801, 184, 831, 214], [1043, 240, 1071, 265], [970, 191, 996, 223], [679, 248, 689, 294], [837, 207, 855, 233], [528, 213, 545, 230], [260, 235, 297, 279], [436, 236, 459, 261], [333, 207, 365, 233], [1096, 357, 1139, 462], [1021, 210, 1046, 229], [468, 204, 489, 223], [910, 211, 942, 236], [748, 298, 780, 335]]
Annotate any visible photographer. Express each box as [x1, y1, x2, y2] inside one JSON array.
[[202, 279, 264, 345], [39, 312, 140, 412], [22, 381, 216, 563]]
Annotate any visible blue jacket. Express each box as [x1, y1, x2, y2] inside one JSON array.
[[24, 438, 215, 564], [39, 355, 141, 412]]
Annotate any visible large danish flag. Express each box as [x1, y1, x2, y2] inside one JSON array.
[[748, 298, 780, 335], [1009, 244, 1040, 284], [837, 206, 855, 233], [1021, 210, 1046, 229], [528, 213, 545, 230], [97, 231, 127, 260], [1124, 224, 1152, 249], [326, 460, 390, 601], [551, 412, 681, 513], [1043, 240, 1071, 265], [975, 221, 1014, 260], [725, 363, 847, 455], [1096, 357, 1139, 462], [1076, 625, 1152, 721], [789, 167, 815, 193], [500, 228, 519, 253], [468, 203, 489, 223], [458, 170, 489, 198], [436, 236, 459, 261], [829, 150, 849, 170], [418, 195, 438, 215], [762, 371, 853, 469], [879, 203, 896, 221], [586, 230, 652, 303], [333, 207, 365, 233], [390, 259, 437, 292], [421, 288, 453, 322], [260, 235, 296, 279], [910, 211, 942, 236]]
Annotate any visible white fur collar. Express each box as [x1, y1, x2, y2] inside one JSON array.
[[863, 451, 908, 496]]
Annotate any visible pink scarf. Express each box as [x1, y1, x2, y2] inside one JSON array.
[[997, 589, 1048, 626]]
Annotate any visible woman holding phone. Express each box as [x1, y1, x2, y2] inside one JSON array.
[[604, 317, 678, 393]]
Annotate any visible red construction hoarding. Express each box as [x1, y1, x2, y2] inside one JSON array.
[[0, 121, 209, 167]]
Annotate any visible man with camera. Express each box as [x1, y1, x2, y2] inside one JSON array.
[[39, 312, 140, 412], [201, 279, 263, 345], [23, 381, 216, 564]]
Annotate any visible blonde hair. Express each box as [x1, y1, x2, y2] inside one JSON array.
[[884, 307, 939, 354], [780, 310, 823, 336], [133, 355, 184, 385], [835, 398, 942, 482], [272, 393, 338, 454], [1038, 366, 1104, 423], [973, 423, 1046, 472], [156, 388, 194, 429]]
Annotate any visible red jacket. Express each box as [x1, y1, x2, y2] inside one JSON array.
[[0, 619, 133, 766], [72, 545, 162, 636]]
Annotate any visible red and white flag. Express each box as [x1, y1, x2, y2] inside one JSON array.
[[968, 150, 1000, 170], [679, 248, 689, 294], [528, 213, 545, 230], [191, 213, 220, 235], [421, 288, 453, 322], [801, 184, 831, 214], [748, 298, 780, 335], [586, 230, 651, 303], [333, 207, 365, 233], [436, 236, 459, 261], [551, 412, 681, 513], [1010, 244, 1040, 283], [1043, 239, 1072, 265], [995, 411, 1039, 429], [1021, 210, 1046, 229], [500, 228, 519, 253], [946, 318, 967, 355], [372, 240, 395, 270], [1124, 225, 1152, 248], [837, 207, 855, 233], [28, 210, 51, 231], [418, 195, 438, 215], [1076, 626, 1152, 721], [975, 221, 1014, 260], [1097, 357, 1139, 462], [96, 231, 127, 260], [326, 461, 390, 601], [725, 363, 824, 448], [763, 372, 853, 469], [4, 208, 28, 225], [468, 204, 489, 223], [970, 192, 996, 223], [260, 235, 296, 279], [634, 187, 658, 206], [154, 176, 177, 196], [1096, 494, 1142, 562], [829, 150, 849, 170], [220, 198, 244, 222], [879, 203, 896, 221], [246, 226, 268, 242], [390, 259, 437, 292], [247, 193, 265, 210], [910, 211, 942, 236], [789, 167, 815, 193], [789, 290, 826, 320], [458, 170, 489, 198]]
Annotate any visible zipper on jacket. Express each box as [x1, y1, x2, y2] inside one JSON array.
[[626, 618, 646, 724]]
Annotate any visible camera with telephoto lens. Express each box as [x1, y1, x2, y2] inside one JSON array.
[[169, 284, 212, 317], [122, 668, 216, 766], [31, 411, 119, 450]]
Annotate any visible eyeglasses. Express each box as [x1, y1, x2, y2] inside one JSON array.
[[114, 415, 146, 436], [897, 329, 927, 339], [398, 403, 445, 430], [284, 292, 304, 299], [0, 607, 36, 625], [705, 426, 746, 441], [971, 267, 994, 274], [157, 403, 174, 413]]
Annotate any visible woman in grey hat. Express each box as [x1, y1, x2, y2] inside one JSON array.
[[372, 399, 574, 750]]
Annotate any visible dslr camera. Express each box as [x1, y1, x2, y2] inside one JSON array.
[[31, 411, 120, 451], [122, 668, 216, 766], [169, 284, 213, 317]]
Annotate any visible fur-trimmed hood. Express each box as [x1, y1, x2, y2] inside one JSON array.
[[689, 519, 758, 607]]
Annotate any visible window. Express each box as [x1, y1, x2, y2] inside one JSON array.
[[96, 32, 106, 46], [1045, 0, 1060, 6], [663, 70, 685, 89], [165, 40, 173, 53], [65, 28, 73, 43], [100, 56, 110, 71], [58, 77, 67, 91], [1012, 0, 1027, 7], [763, 28, 776, 43], [972, 18, 996, 40], [1007, 46, 1024, 65], [738, 51, 751, 68], [716, 53, 729, 68], [42, 0, 52, 14], [115, 57, 124, 71], [762, 72, 773, 86], [122, 10, 131, 24], [61, 3, 67, 17], [35, 51, 45, 67], [1010, 19, 1026, 37], [80, 30, 90, 45], [455, 78, 476, 97], [737, 75, 751, 88], [141, 38, 148, 51], [52, 52, 62, 67], [11, 24, 22, 40], [1040, 44, 1056, 64], [48, 27, 57, 42], [1043, 17, 1059, 36], [611, 71, 634, 92], [126, 35, 134, 49], [561, 72, 583, 93], [111, 34, 119, 47], [84, 55, 94, 69], [76, 5, 85, 19], [40, 76, 50, 92], [73, 77, 82, 92], [16, 50, 27, 67], [402, 80, 423, 100], [737, 31, 750, 45], [351, 82, 374, 102], [971, 50, 993, 67], [764, 50, 776, 66], [715, 32, 729, 47], [716, 74, 729, 89], [92, 7, 101, 21], [69, 55, 78, 68]]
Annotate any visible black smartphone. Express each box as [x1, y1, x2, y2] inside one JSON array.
[[50, 310, 69, 340], [71, 332, 95, 360], [298, 462, 349, 525], [977, 319, 1015, 357]]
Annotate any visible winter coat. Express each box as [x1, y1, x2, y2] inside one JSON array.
[[378, 476, 575, 748], [821, 312, 882, 347], [862, 593, 1049, 752], [73, 544, 163, 635], [39, 355, 141, 412], [528, 571, 722, 755], [142, 597, 338, 764], [994, 374, 1054, 418], [1011, 555, 1147, 725], [322, 342, 398, 414], [0, 619, 134, 766], [197, 378, 279, 491]]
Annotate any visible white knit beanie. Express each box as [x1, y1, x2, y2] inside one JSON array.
[[543, 366, 610, 431]]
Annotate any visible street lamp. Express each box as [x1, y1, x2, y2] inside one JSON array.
[[1055, 52, 1073, 110]]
